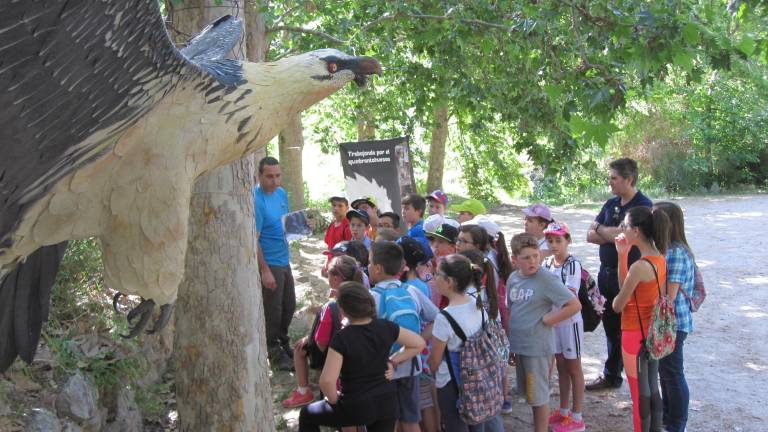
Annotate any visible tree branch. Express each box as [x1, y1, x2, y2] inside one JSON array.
[[360, 11, 515, 33], [267, 25, 348, 45], [269, 11, 516, 46], [273, 5, 302, 26]]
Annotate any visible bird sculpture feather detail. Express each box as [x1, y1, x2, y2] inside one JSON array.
[[0, 0, 381, 372]]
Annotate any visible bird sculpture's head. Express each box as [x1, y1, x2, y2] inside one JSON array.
[[240, 49, 381, 110], [304, 48, 382, 88], [232, 49, 381, 154]]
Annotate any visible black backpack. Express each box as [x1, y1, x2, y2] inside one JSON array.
[[555, 256, 605, 333], [306, 301, 341, 369]]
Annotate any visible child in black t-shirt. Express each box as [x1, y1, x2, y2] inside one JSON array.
[[298, 282, 426, 432]]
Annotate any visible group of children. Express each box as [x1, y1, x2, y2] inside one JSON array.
[[286, 191, 592, 432]]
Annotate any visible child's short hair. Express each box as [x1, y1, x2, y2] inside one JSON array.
[[401, 193, 426, 217], [371, 241, 404, 276], [337, 281, 377, 319], [379, 211, 401, 227], [329, 196, 349, 206], [375, 228, 399, 242], [511, 233, 539, 255]]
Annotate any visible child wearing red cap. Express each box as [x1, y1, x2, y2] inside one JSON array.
[[426, 190, 448, 216], [542, 221, 586, 432]]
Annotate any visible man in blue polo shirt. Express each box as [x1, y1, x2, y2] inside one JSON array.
[[254, 157, 295, 371], [586, 157, 652, 390]]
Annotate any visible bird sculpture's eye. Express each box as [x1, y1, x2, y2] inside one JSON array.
[[327, 62, 338, 73]]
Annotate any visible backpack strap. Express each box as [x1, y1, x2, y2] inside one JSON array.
[[440, 310, 467, 342], [634, 258, 661, 342], [559, 255, 575, 285], [440, 309, 464, 394], [371, 285, 388, 318], [328, 301, 341, 341]]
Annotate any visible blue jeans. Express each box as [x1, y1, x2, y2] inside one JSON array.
[[659, 331, 689, 432]]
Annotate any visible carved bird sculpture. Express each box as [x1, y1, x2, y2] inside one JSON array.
[[0, 0, 381, 372]]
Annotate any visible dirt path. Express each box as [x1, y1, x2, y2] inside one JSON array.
[[278, 193, 768, 431]]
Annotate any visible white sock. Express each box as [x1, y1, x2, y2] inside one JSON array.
[[572, 412, 583, 421], [297, 386, 310, 395], [560, 408, 570, 416]]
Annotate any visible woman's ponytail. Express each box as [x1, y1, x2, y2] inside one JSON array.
[[628, 207, 671, 254], [459, 249, 500, 320]]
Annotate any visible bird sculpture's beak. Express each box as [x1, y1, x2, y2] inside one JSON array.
[[351, 56, 382, 87]]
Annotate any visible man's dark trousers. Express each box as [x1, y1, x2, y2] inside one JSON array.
[[262, 265, 296, 357], [598, 265, 623, 386]]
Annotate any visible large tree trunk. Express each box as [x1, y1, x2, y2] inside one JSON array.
[[168, 2, 275, 431], [356, 107, 376, 140], [426, 99, 449, 192], [278, 115, 306, 209]]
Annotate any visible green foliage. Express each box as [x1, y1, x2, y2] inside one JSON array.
[[265, 0, 767, 200], [613, 63, 768, 193], [44, 238, 147, 393]]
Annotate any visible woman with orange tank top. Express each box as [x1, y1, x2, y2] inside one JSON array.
[[612, 206, 671, 432]]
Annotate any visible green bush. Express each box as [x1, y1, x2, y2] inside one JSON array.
[[45, 238, 146, 393]]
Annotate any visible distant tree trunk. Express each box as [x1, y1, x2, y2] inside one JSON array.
[[427, 99, 449, 192], [168, 1, 275, 430], [245, 0, 269, 170], [357, 107, 376, 140], [279, 115, 306, 209]]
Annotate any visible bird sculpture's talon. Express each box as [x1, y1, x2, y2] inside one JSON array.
[[146, 303, 174, 334], [122, 299, 156, 338], [112, 292, 125, 313]]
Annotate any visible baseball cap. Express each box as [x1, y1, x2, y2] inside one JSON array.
[[346, 208, 370, 225], [397, 236, 430, 267], [450, 199, 486, 216], [462, 215, 501, 239], [328, 192, 348, 204], [544, 221, 570, 237], [426, 190, 448, 205], [323, 240, 368, 262], [523, 203, 553, 222], [351, 196, 377, 209], [424, 214, 445, 232], [426, 223, 459, 244]]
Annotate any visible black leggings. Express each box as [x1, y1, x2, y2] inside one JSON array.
[[298, 392, 397, 432]]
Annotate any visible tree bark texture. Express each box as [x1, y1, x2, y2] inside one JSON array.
[[356, 107, 376, 141], [168, 1, 275, 431], [278, 114, 306, 210], [426, 100, 449, 192]]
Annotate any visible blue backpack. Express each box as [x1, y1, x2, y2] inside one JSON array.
[[372, 283, 421, 353]]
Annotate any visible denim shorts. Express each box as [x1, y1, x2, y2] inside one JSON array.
[[394, 375, 421, 423]]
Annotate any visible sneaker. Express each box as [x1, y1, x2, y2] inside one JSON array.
[[281, 389, 314, 408], [548, 411, 569, 426], [501, 400, 513, 414], [552, 416, 586, 432], [585, 375, 621, 391]]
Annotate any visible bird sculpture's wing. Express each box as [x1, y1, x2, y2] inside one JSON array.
[[0, 0, 243, 371], [0, 0, 243, 249]]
